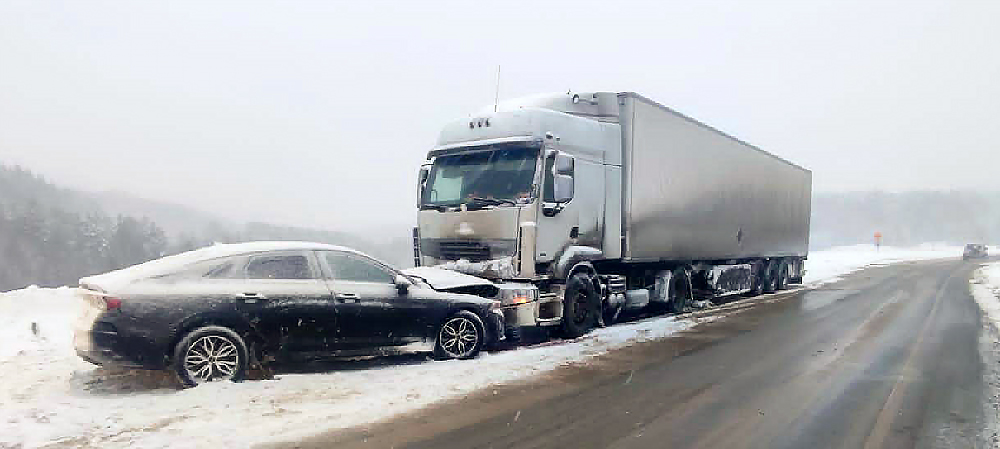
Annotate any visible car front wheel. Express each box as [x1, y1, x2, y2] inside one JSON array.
[[172, 325, 249, 388], [433, 311, 485, 360]]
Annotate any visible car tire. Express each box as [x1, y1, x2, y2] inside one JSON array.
[[173, 326, 249, 388], [561, 273, 598, 338], [433, 311, 486, 360]]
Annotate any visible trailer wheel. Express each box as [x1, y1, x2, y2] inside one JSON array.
[[746, 262, 765, 297], [762, 260, 780, 294], [667, 268, 693, 313], [776, 260, 790, 290], [562, 273, 598, 338]]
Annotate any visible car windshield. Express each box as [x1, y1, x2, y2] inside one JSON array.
[[421, 146, 539, 207]]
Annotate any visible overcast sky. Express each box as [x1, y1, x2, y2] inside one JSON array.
[[1, 0, 998, 234]]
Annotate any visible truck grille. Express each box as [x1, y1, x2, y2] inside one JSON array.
[[420, 239, 516, 262]]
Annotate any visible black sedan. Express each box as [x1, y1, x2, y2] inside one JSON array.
[[74, 241, 504, 387]]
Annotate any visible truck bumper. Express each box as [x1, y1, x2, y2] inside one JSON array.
[[500, 291, 564, 340]]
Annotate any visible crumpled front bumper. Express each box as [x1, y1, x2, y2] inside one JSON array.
[[486, 308, 507, 346]]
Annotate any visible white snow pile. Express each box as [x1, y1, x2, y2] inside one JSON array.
[[971, 261, 1000, 331], [0, 244, 962, 448], [1, 289, 708, 448], [802, 243, 962, 286]]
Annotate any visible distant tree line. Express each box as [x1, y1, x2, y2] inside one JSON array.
[[0, 166, 168, 291], [811, 191, 1000, 249], [0, 164, 412, 291]]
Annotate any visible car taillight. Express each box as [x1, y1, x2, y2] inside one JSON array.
[[104, 297, 122, 311]]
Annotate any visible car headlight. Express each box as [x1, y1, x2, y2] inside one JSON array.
[[498, 286, 539, 306]]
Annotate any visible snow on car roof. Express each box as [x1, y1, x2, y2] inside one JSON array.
[[80, 241, 367, 291]]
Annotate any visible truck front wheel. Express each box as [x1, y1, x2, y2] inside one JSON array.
[[562, 273, 598, 338]]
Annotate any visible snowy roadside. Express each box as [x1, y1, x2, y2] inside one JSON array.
[[970, 261, 1000, 445], [0, 244, 962, 448], [971, 262, 1000, 331], [802, 243, 964, 286]]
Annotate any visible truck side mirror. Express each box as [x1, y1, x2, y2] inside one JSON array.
[[543, 153, 575, 216], [553, 174, 574, 203], [417, 165, 431, 207], [554, 154, 574, 175]]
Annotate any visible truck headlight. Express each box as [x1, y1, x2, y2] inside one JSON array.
[[498, 286, 539, 306]]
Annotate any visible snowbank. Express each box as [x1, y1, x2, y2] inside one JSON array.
[[0, 244, 962, 448], [1, 290, 710, 448], [803, 243, 962, 286], [971, 262, 1000, 332]]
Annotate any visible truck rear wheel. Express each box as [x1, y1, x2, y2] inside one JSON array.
[[562, 273, 598, 338]]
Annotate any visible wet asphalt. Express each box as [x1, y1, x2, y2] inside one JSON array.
[[274, 258, 998, 449]]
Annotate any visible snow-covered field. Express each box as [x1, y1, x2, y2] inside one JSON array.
[[0, 244, 962, 448]]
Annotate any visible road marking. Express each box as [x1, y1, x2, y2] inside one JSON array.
[[862, 265, 960, 449]]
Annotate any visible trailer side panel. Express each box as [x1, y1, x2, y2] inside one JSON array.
[[621, 93, 812, 262]]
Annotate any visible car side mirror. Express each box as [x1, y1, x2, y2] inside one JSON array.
[[395, 275, 412, 294]]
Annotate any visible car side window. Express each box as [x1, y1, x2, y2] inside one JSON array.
[[246, 254, 314, 280], [324, 252, 394, 284]]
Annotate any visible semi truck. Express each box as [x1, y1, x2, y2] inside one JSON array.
[[413, 92, 811, 339]]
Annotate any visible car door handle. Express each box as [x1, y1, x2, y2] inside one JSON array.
[[240, 292, 266, 303], [336, 293, 359, 303]]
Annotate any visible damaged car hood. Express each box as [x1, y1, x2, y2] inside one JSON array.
[[402, 266, 496, 291]]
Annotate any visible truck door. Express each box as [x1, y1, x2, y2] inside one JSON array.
[[536, 151, 605, 263]]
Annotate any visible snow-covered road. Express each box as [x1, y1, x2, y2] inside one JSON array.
[[0, 244, 963, 448]]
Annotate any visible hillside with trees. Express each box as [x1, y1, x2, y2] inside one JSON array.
[[0, 164, 412, 291], [0, 166, 167, 290]]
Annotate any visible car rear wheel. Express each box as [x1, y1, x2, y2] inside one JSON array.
[[433, 311, 485, 360], [173, 326, 249, 388]]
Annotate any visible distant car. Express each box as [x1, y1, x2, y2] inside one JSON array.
[[74, 241, 504, 387], [963, 243, 989, 260]]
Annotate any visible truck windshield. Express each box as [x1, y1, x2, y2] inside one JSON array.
[[422, 146, 539, 207]]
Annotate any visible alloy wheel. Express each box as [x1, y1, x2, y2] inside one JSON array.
[[439, 316, 479, 358], [183, 335, 240, 383]]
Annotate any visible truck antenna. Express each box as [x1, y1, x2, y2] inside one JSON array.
[[494, 65, 501, 113]]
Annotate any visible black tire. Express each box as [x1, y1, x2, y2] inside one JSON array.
[[746, 262, 766, 297], [561, 273, 598, 338], [762, 260, 779, 294], [173, 326, 249, 388], [667, 268, 692, 313], [433, 310, 485, 360], [775, 260, 790, 290]]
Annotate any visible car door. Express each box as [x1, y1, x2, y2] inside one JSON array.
[[318, 250, 412, 348], [240, 251, 338, 352]]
